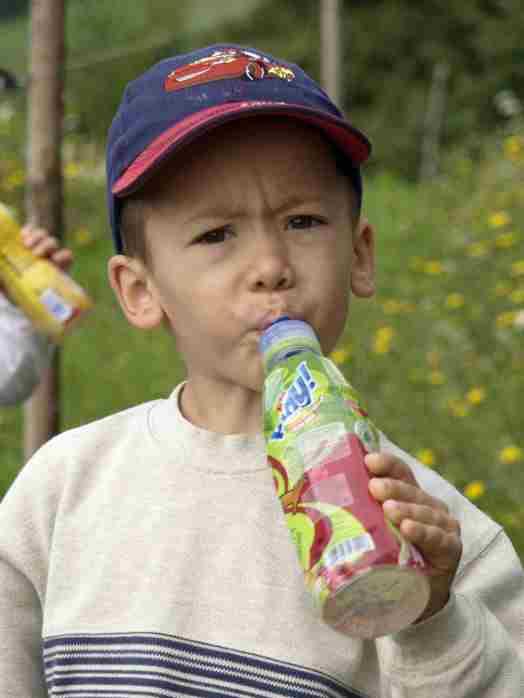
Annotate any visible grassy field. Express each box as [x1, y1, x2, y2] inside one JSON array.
[[0, 117, 523, 558]]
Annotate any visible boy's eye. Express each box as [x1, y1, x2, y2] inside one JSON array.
[[287, 215, 325, 230], [193, 225, 234, 245]]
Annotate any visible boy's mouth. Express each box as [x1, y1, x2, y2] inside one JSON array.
[[255, 310, 294, 332]]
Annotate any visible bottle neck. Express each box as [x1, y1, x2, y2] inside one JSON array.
[[260, 318, 323, 374]]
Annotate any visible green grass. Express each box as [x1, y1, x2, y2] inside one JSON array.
[[1, 120, 523, 559]]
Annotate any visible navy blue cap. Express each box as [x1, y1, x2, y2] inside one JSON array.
[[107, 44, 372, 253]]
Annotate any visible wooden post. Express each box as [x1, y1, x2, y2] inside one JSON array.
[[24, 0, 65, 459], [419, 62, 450, 181], [320, 0, 340, 105]]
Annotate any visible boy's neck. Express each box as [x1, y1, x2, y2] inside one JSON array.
[[179, 378, 263, 436]]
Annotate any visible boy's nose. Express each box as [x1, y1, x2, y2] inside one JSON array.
[[247, 233, 294, 292]]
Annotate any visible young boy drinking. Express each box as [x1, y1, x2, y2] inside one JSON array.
[[0, 44, 522, 697]]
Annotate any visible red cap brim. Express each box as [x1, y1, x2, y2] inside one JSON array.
[[112, 101, 370, 196]]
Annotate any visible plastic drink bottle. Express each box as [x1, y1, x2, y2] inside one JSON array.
[[0, 203, 93, 343], [260, 317, 430, 638]]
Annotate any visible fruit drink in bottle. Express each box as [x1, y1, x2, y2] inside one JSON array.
[[260, 317, 430, 638], [0, 203, 93, 343]]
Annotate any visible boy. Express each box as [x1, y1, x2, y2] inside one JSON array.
[[0, 225, 73, 405], [0, 44, 522, 697]]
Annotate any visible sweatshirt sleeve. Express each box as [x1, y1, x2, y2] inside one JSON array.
[[0, 439, 60, 697], [376, 435, 524, 697], [0, 293, 52, 406]]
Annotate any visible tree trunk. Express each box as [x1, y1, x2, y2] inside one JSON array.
[[320, 0, 340, 106], [24, 0, 65, 460], [419, 62, 450, 182]]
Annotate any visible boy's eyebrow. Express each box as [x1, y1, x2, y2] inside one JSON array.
[[180, 196, 329, 226]]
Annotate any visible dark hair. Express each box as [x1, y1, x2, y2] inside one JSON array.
[[120, 195, 149, 262]]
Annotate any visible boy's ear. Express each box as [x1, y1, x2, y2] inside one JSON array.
[[107, 255, 164, 330], [350, 217, 376, 298]]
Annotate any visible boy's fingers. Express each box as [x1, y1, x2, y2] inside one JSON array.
[[368, 476, 446, 513], [400, 520, 462, 566], [383, 499, 460, 534], [365, 452, 417, 485]]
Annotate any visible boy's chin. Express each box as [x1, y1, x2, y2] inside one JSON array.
[[243, 366, 265, 394], [245, 376, 264, 394]]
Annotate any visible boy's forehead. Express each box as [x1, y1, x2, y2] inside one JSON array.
[[149, 117, 346, 199]]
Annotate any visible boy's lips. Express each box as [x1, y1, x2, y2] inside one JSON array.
[[254, 310, 300, 332]]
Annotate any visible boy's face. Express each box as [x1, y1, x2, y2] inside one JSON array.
[[109, 118, 375, 395]]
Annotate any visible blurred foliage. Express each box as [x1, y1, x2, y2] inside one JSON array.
[[0, 0, 28, 21], [207, 0, 524, 177], [0, 73, 523, 555], [1, 0, 523, 178]]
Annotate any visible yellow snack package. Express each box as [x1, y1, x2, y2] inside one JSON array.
[[0, 203, 93, 343]]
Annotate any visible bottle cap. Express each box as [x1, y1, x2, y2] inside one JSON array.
[[260, 317, 321, 372]]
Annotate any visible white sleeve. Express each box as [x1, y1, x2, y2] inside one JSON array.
[[0, 294, 53, 406], [375, 435, 524, 697], [0, 439, 59, 697]]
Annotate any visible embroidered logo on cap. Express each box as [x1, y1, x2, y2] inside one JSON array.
[[165, 49, 295, 92]]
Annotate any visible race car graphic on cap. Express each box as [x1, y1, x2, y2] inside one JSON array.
[[164, 49, 295, 92]]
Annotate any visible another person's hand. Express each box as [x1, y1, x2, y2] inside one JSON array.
[[21, 224, 73, 272], [366, 452, 462, 622]]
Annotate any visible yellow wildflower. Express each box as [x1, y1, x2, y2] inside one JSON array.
[[330, 347, 351, 365], [429, 370, 446, 385], [72, 227, 94, 246], [447, 398, 470, 418], [488, 211, 511, 228], [466, 241, 489, 258], [423, 260, 445, 275], [464, 480, 486, 500], [496, 311, 516, 329], [416, 449, 436, 467], [511, 260, 524, 277], [64, 162, 82, 179], [382, 299, 403, 315], [466, 387, 486, 405], [372, 326, 395, 355], [3, 169, 25, 191], [499, 446, 522, 464], [504, 135, 523, 160], [445, 293, 465, 309]]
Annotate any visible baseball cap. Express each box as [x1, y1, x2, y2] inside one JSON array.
[[107, 43, 372, 253]]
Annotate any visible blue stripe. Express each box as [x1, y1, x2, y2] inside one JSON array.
[[44, 632, 349, 694], [49, 674, 264, 698], [45, 662, 299, 698], [43, 632, 369, 698]]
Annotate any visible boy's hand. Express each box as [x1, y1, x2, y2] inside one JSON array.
[[21, 224, 74, 271], [366, 452, 462, 623]]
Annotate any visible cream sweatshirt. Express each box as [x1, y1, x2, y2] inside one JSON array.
[[0, 384, 522, 697]]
